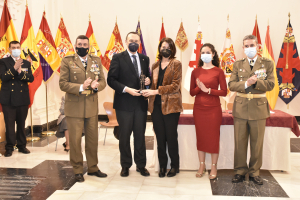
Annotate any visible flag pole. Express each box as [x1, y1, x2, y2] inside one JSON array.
[[256, 15, 258, 37], [26, 107, 40, 141], [42, 84, 55, 135], [286, 12, 291, 110]]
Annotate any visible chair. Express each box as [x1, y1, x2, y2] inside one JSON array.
[[182, 103, 194, 110], [227, 103, 233, 110], [98, 102, 119, 145]]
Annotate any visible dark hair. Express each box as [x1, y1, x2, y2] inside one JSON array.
[[126, 32, 140, 40], [75, 35, 89, 44], [157, 37, 176, 60], [198, 43, 220, 68], [9, 41, 20, 48]]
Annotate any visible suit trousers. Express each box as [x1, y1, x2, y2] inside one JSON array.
[[116, 107, 147, 168], [2, 105, 28, 151], [152, 104, 180, 169], [234, 117, 266, 177], [66, 115, 99, 174]]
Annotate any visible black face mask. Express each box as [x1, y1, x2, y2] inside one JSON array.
[[76, 47, 89, 57], [128, 42, 139, 52], [160, 49, 171, 58]]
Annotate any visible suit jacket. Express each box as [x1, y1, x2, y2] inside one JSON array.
[[148, 59, 183, 115], [107, 50, 150, 112], [59, 53, 106, 118], [0, 56, 34, 106], [228, 56, 275, 120]]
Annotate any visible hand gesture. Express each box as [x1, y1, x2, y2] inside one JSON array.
[[14, 59, 23, 71], [125, 87, 141, 96], [141, 89, 157, 97], [145, 77, 151, 86], [91, 78, 100, 89], [246, 75, 257, 87], [196, 78, 209, 93], [83, 77, 92, 90]]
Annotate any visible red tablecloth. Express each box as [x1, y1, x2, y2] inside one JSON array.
[[179, 110, 300, 137]]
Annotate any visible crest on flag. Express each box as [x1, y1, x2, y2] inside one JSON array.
[[57, 38, 74, 58], [175, 22, 188, 51]]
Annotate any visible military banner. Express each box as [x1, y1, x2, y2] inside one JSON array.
[[252, 16, 263, 56], [175, 22, 188, 52], [155, 20, 166, 61], [86, 16, 102, 59], [136, 20, 147, 56]]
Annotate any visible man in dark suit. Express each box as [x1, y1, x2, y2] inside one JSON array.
[[107, 32, 151, 177], [0, 41, 34, 157]]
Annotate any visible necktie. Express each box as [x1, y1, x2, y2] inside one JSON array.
[[250, 60, 254, 70], [131, 55, 139, 76], [82, 61, 87, 69]]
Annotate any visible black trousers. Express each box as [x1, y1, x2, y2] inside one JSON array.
[[152, 104, 180, 169], [2, 105, 28, 151], [116, 107, 147, 168]]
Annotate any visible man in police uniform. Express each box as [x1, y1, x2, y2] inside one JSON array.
[[59, 35, 106, 182], [229, 35, 275, 185], [0, 41, 34, 157]]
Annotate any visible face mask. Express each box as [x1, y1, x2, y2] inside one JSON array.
[[11, 49, 21, 58], [128, 42, 139, 52], [76, 47, 89, 57], [201, 54, 212, 63], [160, 49, 171, 58], [244, 47, 257, 58]]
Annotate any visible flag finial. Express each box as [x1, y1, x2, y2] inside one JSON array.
[[288, 12, 291, 19], [227, 14, 229, 22], [198, 15, 200, 22], [89, 14, 91, 22], [26, 0, 28, 7], [138, 15, 140, 22]]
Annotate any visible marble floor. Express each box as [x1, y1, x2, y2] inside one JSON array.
[[0, 123, 299, 200]]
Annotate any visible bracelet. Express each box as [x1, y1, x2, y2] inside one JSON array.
[[208, 88, 211, 94]]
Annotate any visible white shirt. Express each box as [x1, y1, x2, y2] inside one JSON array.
[[245, 56, 258, 89]]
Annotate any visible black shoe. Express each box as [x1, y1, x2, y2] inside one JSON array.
[[249, 176, 263, 185], [4, 150, 13, 157], [159, 168, 166, 178], [136, 167, 150, 176], [120, 167, 129, 177], [75, 174, 84, 182], [232, 174, 245, 183], [18, 148, 30, 154], [88, 170, 107, 178], [62, 142, 66, 148], [167, 168, 179, 177]]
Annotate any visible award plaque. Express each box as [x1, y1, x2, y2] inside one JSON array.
[[139, 70, 146, 92]]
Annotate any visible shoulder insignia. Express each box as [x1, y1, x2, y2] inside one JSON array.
[[64, 53, 75, 58], [235, 58, 245, 62], [261, 57, 272, 62]]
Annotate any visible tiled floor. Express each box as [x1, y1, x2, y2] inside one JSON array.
[[0, 123, 299, 200]]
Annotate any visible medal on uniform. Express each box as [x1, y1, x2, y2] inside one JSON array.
[[90, 60, 100, 80]]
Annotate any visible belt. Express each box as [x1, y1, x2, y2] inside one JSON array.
[[236, 92, 266, 100]]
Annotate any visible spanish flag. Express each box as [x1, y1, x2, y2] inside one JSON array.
[[262, 25, 279, 109], [20, 4, 43, 108], [0, 0, 18, 111], [35, 11, 60, 82], [252, 16, 263, 56], [102, 22, 124, 71], [55, 16, 74, 73], [156, 20, 166, 61], [86, 17, 102, 59]]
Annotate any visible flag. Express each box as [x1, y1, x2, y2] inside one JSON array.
[[20, 4, 42, 108], [252, 17, 263, 56], [175, 22, 188, 51], [155, 21, 166, 61], [183, 22, 203, 91], [219, 21, 236, 103], [102, 22, 124, 71], [86, 18, 102, 59], [55, 16, 74, 73], [35, 11, 60, 82], [276, 19, 300, 104], [0, 0, 18, 111], [136, 20, 147, 55], [262, 25, 279, 110]]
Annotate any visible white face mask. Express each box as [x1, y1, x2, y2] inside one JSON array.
[[201, 54, 212, 63], [244, 47, 257, 58], [11, 49, 21, 58]]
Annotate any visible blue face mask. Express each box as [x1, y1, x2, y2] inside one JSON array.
[[11, 49, 21, 58], [201, 54, 212, 63], [244, 47, 257, 58]]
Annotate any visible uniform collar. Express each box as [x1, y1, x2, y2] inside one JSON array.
[[247, 56, 258, 64]]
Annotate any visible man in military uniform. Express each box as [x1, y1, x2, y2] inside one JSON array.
[[229, 35, 275, 185], [0, 41, 34, 157], [59, 35, 106, 182]]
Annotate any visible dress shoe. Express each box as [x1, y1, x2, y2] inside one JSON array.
[[167, 168, 179, 177], [4, 150, 13, 157], [88, 170, 107, 178], [136, 167, 150, 176], [159, 168, 166, 178], [249, 176, 263, 185], [232, 174, 245, 183], [120, 167, 129, 177], [18, 148, 30, 154], [75, 174, 84, 182]]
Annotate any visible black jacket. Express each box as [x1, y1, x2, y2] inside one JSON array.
[[0, 56, 34, 106], [107, 50, 150, 112]]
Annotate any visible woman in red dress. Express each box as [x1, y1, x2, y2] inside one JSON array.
[[190, 43, 227, 179]]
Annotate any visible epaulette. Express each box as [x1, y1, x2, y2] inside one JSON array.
[[235, 58, 246, 62], [90, 54, 99, 57], [261, 57, 272, 62], [64, 54, 75, 58]]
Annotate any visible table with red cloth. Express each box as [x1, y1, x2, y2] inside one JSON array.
[[151, 110, 299, 172]]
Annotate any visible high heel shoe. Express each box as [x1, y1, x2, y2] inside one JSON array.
[[62, 142, 66, 148], [209, 163, 217, 180], [196, 162, 206, 178], [64, 148, 70, 152]]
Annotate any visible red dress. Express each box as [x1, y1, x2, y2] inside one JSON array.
[[190, 67, 227, 153]]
